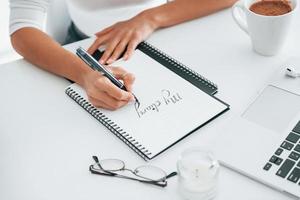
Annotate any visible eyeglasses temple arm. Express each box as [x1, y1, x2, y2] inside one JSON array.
[[89, 166, 116, 177], [136, 178, 167, 187], [166, 171, 177, 179], [89, 166, 167, 187], [115, 174, 167, 187]]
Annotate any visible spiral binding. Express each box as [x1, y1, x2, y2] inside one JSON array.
[[138, 42, 218, 93], [65, 87, 152, 161]]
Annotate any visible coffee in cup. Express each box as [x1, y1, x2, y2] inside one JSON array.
[[250, 0, 292, 16], [232, 0, 297, 56]]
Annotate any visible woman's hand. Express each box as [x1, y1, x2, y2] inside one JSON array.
[[82, 66, 135, 110], [87, 12, 158, 65]]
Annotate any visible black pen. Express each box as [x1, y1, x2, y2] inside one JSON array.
[[76, 47, 140, 107]]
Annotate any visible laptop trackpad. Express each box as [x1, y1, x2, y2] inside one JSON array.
[[242, 85, 300, 134]]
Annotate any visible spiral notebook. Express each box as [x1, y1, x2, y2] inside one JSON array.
[[65, 42, 229, 160]]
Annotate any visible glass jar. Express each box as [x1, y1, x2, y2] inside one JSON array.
[[177, 147, 220, 200]]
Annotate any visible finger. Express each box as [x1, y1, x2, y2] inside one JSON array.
[[88, 92, 129, 110], [87, 35, 109, 55], [95, 25, 114, 38], [103, 93, 129, 110], [122, 73, 135, 92], [96, 77, 134, 101], [100, 38, 121, 64], [90, 97, 126, 111], [106, 66, 127, 76], [106, 35, 131, 64], [88, 96, 112, 110], [123, 38, 140, 61], [108, 67, 136, 92]]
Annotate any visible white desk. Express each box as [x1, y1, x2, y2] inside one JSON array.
[[1, 9, 299, 200]]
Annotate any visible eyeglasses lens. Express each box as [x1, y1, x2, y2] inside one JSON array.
[[93, 159, 125, 171], [134, 166, 167, 182]]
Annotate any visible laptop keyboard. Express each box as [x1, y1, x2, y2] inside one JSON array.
[[263, 121, 300, 185]]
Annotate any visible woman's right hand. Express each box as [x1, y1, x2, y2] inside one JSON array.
[[82, 66, 135, 110]]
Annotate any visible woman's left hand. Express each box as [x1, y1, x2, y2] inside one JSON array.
[[87, 12, 158, 65]]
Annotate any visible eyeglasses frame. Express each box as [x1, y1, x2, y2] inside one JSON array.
[[90, 156, 177, 187]]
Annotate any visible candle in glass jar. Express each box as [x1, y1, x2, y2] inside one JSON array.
[[177, 147, 219, 200]]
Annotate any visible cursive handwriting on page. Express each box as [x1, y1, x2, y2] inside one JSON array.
[[134, 89, 183, 118]]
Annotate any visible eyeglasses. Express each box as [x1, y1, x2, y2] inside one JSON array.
[[89, 156, 177, 187]]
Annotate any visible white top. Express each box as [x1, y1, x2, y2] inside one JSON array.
[[9, 0, 166, 36]]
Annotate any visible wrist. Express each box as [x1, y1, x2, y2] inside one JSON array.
[[70, 57, 93, 88], [78, 65, 93, 89], [138, 9, 162, 30]]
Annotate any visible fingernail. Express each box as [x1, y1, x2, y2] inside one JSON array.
[[100, 59, 104, 64], [107, 59, 113, 64], [123, 55, 128, 60]]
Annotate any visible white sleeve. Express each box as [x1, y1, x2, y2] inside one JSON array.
[[9, 0, 51, 35]]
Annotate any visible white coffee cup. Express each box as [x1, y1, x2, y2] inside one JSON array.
[[232, 0, 297, 56]]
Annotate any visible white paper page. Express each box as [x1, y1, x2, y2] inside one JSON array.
[[69, 50, 227, 158]]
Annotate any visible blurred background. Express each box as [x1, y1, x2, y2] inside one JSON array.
[[0, 0, 71, 65], [0, 0, 19, 64]]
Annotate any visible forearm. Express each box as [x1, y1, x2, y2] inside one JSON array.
[[10, 27, 91, 86], [142, 0, 237, 29]]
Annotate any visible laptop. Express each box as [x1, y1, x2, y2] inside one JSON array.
[[214, 58, 300, 198]]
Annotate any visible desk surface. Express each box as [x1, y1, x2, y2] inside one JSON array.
[[1, 9, 299, 200]]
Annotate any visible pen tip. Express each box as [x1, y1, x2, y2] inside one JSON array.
[[133, 95, 140, 108]]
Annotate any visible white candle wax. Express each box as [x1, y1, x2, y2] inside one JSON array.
[[177, 148, 219, 200]]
